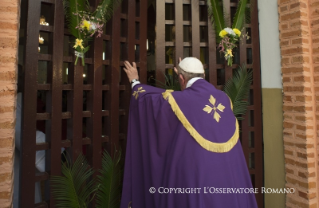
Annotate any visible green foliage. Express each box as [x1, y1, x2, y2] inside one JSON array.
[[207, 0, 225, 41], [223, 64, 253, 120], [96, 150, 122, 208], [94, 0, 122, 24], [154, 74, 181, 91], [63, 0, 89, 39], [51, 154, 96, 208], [51, 151, 122, 208], [232, 0, 248, 31]]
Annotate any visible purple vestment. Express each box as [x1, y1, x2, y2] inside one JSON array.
[[121, 79, 258, 208]]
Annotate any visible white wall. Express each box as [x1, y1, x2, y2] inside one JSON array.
[[258, 0, 282, 89]]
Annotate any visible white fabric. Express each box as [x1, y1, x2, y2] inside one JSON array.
[[131, 78, 202, 89], [179, 57, 204, 74], [13, 93, 64, 207], [132, 81, 141, 89], [186, 77, 203, 88]]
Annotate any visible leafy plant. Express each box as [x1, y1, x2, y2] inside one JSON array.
[[63, 0, 122, 65], [151, 73, 181, 91], [207, 0, 250, 66], [51, 150, 122, 208], [223, 64, 253, 120], [96, 151, 122, 208]]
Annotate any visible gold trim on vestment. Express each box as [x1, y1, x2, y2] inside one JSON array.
[[162, 90, 239, 153]]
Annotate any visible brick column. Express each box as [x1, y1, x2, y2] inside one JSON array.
[[0, 0, 20, 207], [278, 0, 319, 207]]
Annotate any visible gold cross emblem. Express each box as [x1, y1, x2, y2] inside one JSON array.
[[132, 87, 145, 99], [203, 95, 225, 122]]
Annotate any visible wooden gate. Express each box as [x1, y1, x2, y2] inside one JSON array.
[[18, 0, 147, 207], [154, 0, 263, 207], [18, 0, 262, 207]]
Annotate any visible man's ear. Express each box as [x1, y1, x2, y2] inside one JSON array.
[[174, 67, 178, 75], [179, 74, 185, 84]]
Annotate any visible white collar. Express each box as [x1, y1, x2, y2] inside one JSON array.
[[186, 77, 203, 88]]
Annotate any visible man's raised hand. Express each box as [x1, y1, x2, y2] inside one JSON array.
[[123, 61, 139, 83]]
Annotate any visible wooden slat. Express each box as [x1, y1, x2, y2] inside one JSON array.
[[87, 4, 103, 170], [38, 54, 52, 61], [156, 0, 166, 83], [82, 137, 92, 145], [20, 0, 41, 206], [35, 172, 49, 182], [165, 20, 175, 25], [36, 142, 49, 151], [83, 84, 92, 90], [83, 111, 92, 117], [108, 3, 121, 155], [41, 0, 55, 4], [251, 1, 263, 207], [102, 60, 110, 65], [102, 85, 110, 90], [39, 25, 53, 32], [67, 60, 83, 161], [45, 1, 65, 205], [62, 111, 71, 119], [191, 1, 200, 58], [102, 135, 109, 143], [62, 84, 72, 90], [119, 85, 126, 90], [37, 84, 51, 90], [139, 0, 148, 83], [61, 139, 71, 148], [34, 201, 48, 208], [101, 110, 109, 116], [63, 56, 73, 62]]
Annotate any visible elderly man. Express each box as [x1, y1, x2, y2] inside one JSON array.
[[121, 57, 257, 208]]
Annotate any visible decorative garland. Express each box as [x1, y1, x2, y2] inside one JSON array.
[[207, 0, 249, 66], [63, 0, 122, 66]]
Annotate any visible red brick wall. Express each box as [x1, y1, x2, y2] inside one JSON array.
[[279, 0, 319, 207], [0, 0, 20, 207]]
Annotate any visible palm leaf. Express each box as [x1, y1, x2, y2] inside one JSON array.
[[63, 0, 89, 39], [94, 0, 123, 24], [96, 150, 122, 208], [207, 0, 225, 40], [223, 64, 252, 120], [232, 0, 248, 30], [51, 154, 96, 208]]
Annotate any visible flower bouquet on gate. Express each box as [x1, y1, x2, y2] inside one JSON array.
[[63, 0, 122, 66], [207, 0, 250, 66]]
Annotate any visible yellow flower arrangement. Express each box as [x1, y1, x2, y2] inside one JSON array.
[[232, 28, 241, 37], [225, 49, 233, 57], [73, 38, 84, 49], [81, 20, 91, 30], [219, 30, 228, 38]]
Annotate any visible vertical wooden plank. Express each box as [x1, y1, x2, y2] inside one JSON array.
[[109, 4, 121, 155], [191, 0, 200, 58], [251, 1, 263, 207], [67, 62, 83, 161], [175, 0, 183, 63], [87, 0, 103, 172], [207, 12, 217, 85], [87, 40, 103, 170], [20, 0, 40, 206], [156, 0, 165, 82], [46, 0, 64, 206], [223, 0, 232, 81], [139, 0, 147, 83], [122, 0, 135, 152]]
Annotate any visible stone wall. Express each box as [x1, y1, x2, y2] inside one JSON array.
[[278, 0, 319, 207], [0, 0, 20, 207]]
